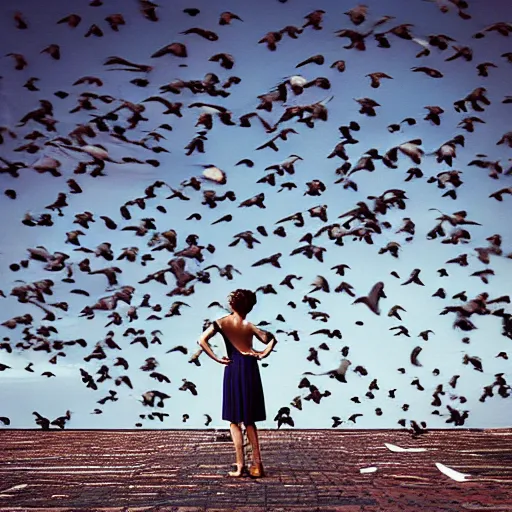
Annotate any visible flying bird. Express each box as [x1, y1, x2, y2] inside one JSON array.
[[352, 282, 386, 315]]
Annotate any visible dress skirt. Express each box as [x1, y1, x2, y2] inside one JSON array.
[[213, 321, 266, 425]]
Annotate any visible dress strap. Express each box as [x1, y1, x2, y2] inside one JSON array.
[[212, 320, 226, 340]]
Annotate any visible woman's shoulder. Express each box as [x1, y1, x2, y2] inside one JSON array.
[[216, 314, 232, 327], [217, 315, 255, 331]]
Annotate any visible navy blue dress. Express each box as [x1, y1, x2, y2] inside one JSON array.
[[212, 320, 266, 426]]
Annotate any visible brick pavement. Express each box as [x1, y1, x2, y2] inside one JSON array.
[[0, 428, 511, 511]]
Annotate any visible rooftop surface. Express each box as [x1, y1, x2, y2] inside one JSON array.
[[0, 428, 511, 511]]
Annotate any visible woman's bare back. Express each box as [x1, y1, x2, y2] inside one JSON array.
[[217, 314, 255, 353]]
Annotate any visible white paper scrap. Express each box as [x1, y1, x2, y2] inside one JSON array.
[[435, 462, 472, 482], [384, 443, 428, 453], [0, 484, 28, 493]]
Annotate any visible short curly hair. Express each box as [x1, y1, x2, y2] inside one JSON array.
[[228, 288, 257, 316]]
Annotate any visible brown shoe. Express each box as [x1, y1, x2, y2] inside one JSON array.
[[249, 462, 265, 478]]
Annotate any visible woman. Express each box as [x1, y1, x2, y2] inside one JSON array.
[[198, 288, 278, 478]]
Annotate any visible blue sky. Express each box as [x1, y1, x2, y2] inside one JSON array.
[[0, 0, 511, 430]]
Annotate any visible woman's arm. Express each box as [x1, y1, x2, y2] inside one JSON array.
[[251, 324, 275, 345], [258, 334, 277, 359], [198, 323, 223, 364], [251, 324, 277, 359]]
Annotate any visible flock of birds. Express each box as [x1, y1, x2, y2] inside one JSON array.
[[0, 0, 511, 434]]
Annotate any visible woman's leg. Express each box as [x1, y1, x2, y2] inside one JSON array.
[[245, 423, 261, 464], [228, 422, 244, 476]]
